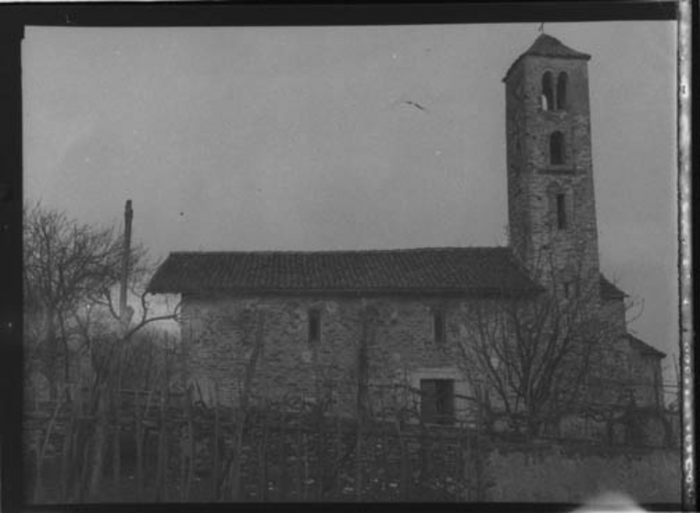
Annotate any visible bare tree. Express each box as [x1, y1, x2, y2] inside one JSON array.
[[456, 255, 629, 439], [24, 202, 182, 501], [23, 203, 141, 399]]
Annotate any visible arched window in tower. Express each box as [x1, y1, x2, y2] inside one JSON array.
[[541, 72, 554, 111], [550, 131, 565, 165], [557, 72, 568, 110]]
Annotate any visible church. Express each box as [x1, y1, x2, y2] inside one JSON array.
[[148, 34, 665, 437]]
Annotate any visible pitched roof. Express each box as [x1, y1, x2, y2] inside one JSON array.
[[600, 275, 627, 300], [503, 34, 591, 82], [147, 247, 543, 296], [626, 333, 666, 359]]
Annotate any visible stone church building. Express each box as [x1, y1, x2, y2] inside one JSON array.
[[148, 35, 665, 435]]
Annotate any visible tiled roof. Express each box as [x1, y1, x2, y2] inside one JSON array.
[[147, 247, 543, 296], [626, 333, 666, 359], [504, 34, 591, 82], [600, 275, 627, 300]]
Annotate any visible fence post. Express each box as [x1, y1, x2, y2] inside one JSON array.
[[134, 388, 148, 500], [60, 393, 77, 501], [88, 383, 109, 501], [473, 432, 486, 501], [155, 374, 169, 501], [34, 391, 64, 502], [211, 385, 219, 501], [188, 387, 196, 500], [112, 384, 121, 496]]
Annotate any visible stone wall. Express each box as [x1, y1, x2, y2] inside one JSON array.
[[178, 287, 648, 420], [24, 395, 681, 504], [180, 292, 491, 419], [627, 350, 664, 407], [487, 441, 680, 503], [505, 52, 600, 298]]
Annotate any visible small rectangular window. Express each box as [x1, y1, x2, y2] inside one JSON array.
[[420, 379, 455, 424], [556, 193, 567, 230], [563, 281, 571, 298], [308, 309, 321, 344], [433, 310, 445, 344]]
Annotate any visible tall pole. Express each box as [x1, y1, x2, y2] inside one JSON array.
[[111, 199, 133, 495], [119, 199, 133, 333]]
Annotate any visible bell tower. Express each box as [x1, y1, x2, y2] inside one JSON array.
[[503, 34, 601, 295]]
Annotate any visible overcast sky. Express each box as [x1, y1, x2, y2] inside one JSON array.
[[22, 22, 678, 374]]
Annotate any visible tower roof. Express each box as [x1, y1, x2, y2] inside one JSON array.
[[523, 34, 591, 60], [503, 33, 591, 82]]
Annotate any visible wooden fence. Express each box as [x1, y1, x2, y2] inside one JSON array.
[[23, 380, 680, 504]]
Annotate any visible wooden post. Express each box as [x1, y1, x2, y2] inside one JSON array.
[[394, 417, 409, 500], [212, 385, 220, 501], [354, 307, 371, 501], [68, 385, 85, 501], [78, 433, 92, 501], [34, 391, 63, 502], [88, 384, 109, 501], [134, 389, 145, 499], [295, 419, 303, 500], [333, 415, 342, 498], [178, 421, 186, 502], [112, 376, 122, 495], [60, 397, 76, 501], [182, 384, 195, 502], [155, 352, 170, 501], [258, 405, 268, 501], [230, 310, 265, 501]]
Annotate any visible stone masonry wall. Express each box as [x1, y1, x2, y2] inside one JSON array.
[[487, 441, 680, 503], [505, 54, 600, 301], [180, 293, 496, 421], [179, 288, 639, 421]]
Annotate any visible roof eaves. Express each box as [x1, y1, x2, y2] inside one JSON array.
[[600, 274, 627, 300], [626, 334, 666, 358]]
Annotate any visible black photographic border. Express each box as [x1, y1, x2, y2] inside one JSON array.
[[0, 1, 690, 512]]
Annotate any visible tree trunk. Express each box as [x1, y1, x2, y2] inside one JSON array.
[[33, 443, 43, 503], [230, 311, 265, 501], [60, 406, 75, 501], [45, 311, 59, 401], [67, 385, 85, 501], [77, 432, 92, 501], [59, 313, 70, 399]]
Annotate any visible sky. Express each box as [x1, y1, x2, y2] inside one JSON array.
[[22, 22, 678, 379]]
